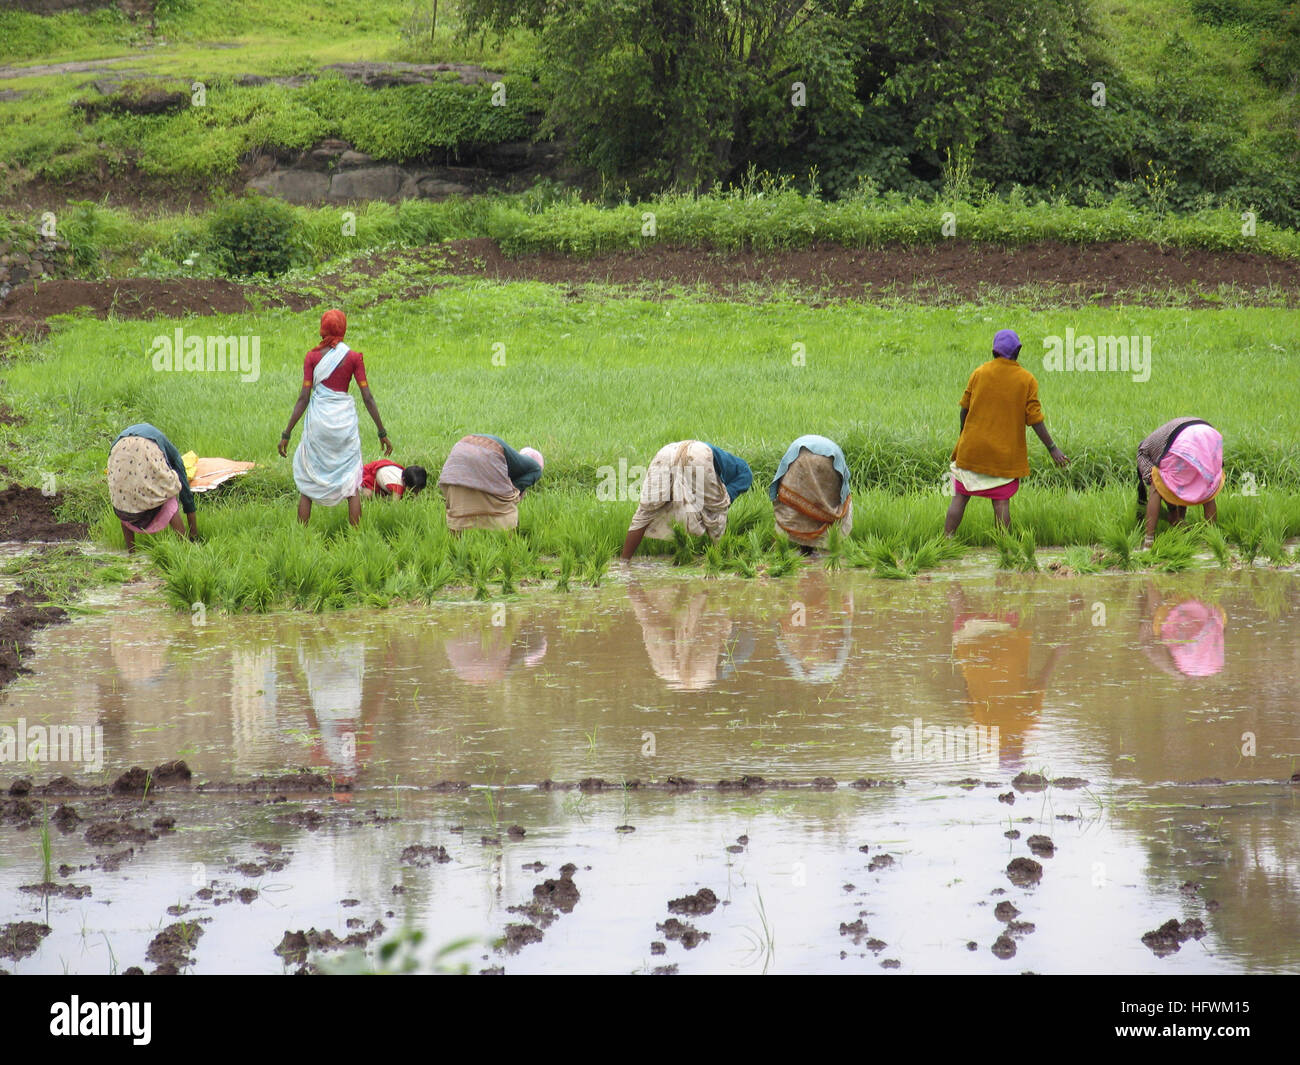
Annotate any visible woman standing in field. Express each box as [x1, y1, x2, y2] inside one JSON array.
[[769, 434, 853, 552], [437, 434, 543, 531], [278, 310, 392, 527], [620, 440, 752, 559], [107, 422, 200, 552], [1136, 418, 1223, 547], [944, 329, 1069, 536]]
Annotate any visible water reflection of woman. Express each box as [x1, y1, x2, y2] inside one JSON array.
[[1138, 585, 1226, 678], [296, 638, 392, 784], [776, 570, 854, 683], [443, 623, 548, 686], [949, 586, 1066, 766], [627, 582, 738, 692]]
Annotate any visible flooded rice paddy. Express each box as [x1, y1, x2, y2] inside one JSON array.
[[2, 566, 1298, 974]]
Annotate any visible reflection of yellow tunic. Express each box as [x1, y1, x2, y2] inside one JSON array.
[[953, 628, 1044, 756]]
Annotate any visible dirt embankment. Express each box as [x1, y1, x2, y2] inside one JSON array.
[[437, 238, 1300, 305], [1, 239, 1297, 345]]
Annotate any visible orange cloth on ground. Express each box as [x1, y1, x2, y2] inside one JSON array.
[[952, 358, 1045, 479], [189, 457, 256, 492]]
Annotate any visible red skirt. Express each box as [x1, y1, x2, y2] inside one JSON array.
[[955, 477, 1019, 500]]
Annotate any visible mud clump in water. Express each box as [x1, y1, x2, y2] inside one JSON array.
[[1006, 857, 1043, 887], [0, 798, 37, 826], [1141, 918, 1207, 957], [236, 770, 335, 793], [1052, 777, 1089, 789], [146, 921, 204, 972], [998, 791, 1015, 805], [275, 929, 338, 964], [85, 819, 157, 846], [994, 901, 1020, 922], [503, 923, 544, 953], [506, 824, 526, 839], [991, 934, 1017, 959], [534, 867, 581, 914], [400, 843, 451, 867], [20, 881, 90, 899], [1027, 835, 1055, 858], [1011, 773, 1048, 792], [274, 922, 384, 965], [110, 761, 190, 794], [0, 921, 51, 961], [1007, 920, 1036, 937], [667, 887, 718, 916], [650, 941, 666, 955], [868, 854, 895, 872], [497, 863, 582, 953], [656, 917, 709, 949]]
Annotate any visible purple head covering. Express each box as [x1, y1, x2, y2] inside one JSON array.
[[992, 329, 1022, 359]]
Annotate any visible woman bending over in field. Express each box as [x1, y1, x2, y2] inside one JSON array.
[[361, 459, 426, 499], [620, 440, 752, 559], [437, 435, 543, 531], [769, 434, 853, 553], [1136, 418, 1223, 547], [108, 422, 200, 552], [944, 329, 1068, 536], [278, 309, 392, 527]]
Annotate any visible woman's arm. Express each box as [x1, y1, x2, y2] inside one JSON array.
[[1143, 489, 1162, 545], [1031, 422, 1069, 466], [359, 386, 393, 456], [621, 526, 648, 560], [278, 386, 311, 456]]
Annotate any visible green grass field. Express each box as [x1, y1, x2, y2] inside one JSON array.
[[2, 279, 1297, 609]]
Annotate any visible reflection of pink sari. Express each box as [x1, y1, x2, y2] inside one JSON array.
[[1158, 601, 1225, 677]]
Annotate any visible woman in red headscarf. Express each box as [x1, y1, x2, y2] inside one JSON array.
[[278, 309, 393, 526]]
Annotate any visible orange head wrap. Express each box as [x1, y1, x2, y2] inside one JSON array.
[[320, 309, 347, 349]]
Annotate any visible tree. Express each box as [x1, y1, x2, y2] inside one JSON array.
[[459, 0, 863, 190]]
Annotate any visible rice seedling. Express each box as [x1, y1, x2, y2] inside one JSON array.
[[37, 802, 52, 884], [1197, 523, 1232, 568], [1102, 526, 1144, 571], [1062, 544, 1102, 575], [554, 549, 576, 592], [765, 537, 801, 578], [1232, 521, 1264, 566], [1147, 527, 1197, 572], [992, 529, 1021, 571]]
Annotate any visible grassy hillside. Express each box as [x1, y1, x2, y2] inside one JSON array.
[[1, 1, 1296, 225]]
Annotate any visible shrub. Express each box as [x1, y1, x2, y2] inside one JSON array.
[[207, 196, 299, 277]]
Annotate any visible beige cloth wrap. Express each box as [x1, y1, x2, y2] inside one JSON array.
[[628, 440, 731, 542], [441, 484, 520, 531], [107, 436, 181, 514], [773, 451, 852, 548]]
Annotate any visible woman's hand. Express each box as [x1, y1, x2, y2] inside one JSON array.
[[1049, 446, 1069, 467], [380, 434, 393, 457], [278, 434, 289, 457]]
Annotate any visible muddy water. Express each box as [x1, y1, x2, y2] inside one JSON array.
[[2, 567, 1298, 973]]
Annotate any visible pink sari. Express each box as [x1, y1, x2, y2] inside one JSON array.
[[1157, 424, 1223, 505]]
